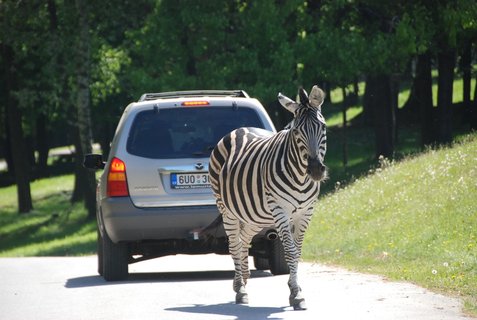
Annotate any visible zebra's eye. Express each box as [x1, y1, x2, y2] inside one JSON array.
[[303, 154, 308, 160]]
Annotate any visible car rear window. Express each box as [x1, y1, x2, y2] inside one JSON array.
[[126, 106, 265, 159]]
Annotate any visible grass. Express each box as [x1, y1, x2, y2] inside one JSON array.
[[303, 132, 477, 316], [0, 175, 96, 256]]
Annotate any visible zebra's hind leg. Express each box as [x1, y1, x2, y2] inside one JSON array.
[[287, 212, 313, 310], [276, 219, 307, 310], [223, 215, 249, 304], [285, 247, 306, 310], [234, 223, 262, 304], [288, 278, 306, 311], [239, 224, 263, 286]]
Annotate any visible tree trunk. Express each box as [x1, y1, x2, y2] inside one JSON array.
[[32, 0, 58, 178], [461, 40, 472, 111], [415, 52, 436, 146], [471, 75, 477, 130], [36, 113, 49, 177], [390, 75, 399, 145], [3, 122, 15, 183], [401, 57, 424, 123], [362, 78, 375, 126], [341, 87, 348, 169], [323, 82, 332, 104], [1, 44, 33, 213], [73, 0, 96, 219], [437, 49, 455, 144], [369, 74, 396, 159], [71, 128, 85, 203]]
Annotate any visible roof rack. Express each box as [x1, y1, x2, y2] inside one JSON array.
[[139, 90, 249, 102]]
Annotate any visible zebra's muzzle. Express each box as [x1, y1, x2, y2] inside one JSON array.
[[306, 157, 327, 181]]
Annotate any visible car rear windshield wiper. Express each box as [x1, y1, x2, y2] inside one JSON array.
[[192, 145, 215, 157]]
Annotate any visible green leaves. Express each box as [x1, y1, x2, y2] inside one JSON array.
[[91, 45, 131, 106]]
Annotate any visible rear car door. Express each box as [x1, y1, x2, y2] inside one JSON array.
[[122, 102, 270, 208]]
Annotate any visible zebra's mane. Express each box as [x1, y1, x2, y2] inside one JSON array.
[[283, 120, 294, 130]]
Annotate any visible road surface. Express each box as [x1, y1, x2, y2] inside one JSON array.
[[0, 255, 472, 320]]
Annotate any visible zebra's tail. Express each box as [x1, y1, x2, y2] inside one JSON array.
[[200, 213, 224, 238]]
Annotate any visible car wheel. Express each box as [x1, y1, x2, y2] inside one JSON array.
[[253, 255, 270, 271], [269, 239, 290, 275], [102, 229, 129, 281], [97, 227, 103, 276]]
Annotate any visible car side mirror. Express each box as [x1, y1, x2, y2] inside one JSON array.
[[83, 154, 105, 170]]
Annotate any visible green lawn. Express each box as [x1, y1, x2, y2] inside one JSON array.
[[303, 133, 477, 316], [0, 175, 96, 256]]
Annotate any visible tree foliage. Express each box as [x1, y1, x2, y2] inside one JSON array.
[[1, 0, 476, 213]]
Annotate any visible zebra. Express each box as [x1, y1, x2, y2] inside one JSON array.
[[208, 85, 327, 310]]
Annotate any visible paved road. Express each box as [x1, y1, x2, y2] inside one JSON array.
[[0, 255, 472, 320]]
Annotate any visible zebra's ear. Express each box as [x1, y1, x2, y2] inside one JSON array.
[[309, 85, 325, 109], [278, 92, 299, 114]]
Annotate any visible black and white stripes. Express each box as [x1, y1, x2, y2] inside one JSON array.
[[209, 85, 327, 310]]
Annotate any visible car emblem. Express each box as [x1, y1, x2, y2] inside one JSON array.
[[195, 162, 204, 170]]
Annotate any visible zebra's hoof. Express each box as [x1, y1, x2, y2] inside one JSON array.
[[292, 298, 307, 310], [235, 292, 249, 304], [290, 292, 307, 310]]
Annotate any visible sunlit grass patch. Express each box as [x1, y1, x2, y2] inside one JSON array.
[[0, 174, 96, 257], [325, 105, 363, 127]]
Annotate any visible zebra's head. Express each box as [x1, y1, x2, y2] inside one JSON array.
[[278, 85, 327, 182]]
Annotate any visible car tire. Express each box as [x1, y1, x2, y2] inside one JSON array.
[[253, 255, 270, 271], [269, 239, 290, 275], [97, 227, 103, 276], [102, 229, 129, 281]]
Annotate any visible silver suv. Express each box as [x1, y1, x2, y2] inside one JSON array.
[[84, 90, 289, 281]]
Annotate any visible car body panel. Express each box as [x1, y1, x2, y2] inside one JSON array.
[[99, 197, 223, 243], [96, 93, 276, 248]]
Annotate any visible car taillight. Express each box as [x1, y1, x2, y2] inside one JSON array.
[[107, 157, 129, 197]]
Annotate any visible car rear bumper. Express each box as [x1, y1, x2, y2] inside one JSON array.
[[99, 197, 225, 243]]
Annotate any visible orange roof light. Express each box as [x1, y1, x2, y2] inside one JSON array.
[[181, 101, 210, 107]]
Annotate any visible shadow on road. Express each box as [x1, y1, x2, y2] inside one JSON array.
[[166, 302, 290, 320], [65, 269, 272, 289]]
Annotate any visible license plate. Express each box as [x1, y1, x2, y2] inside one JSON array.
[[170, 172, 210, 189]]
